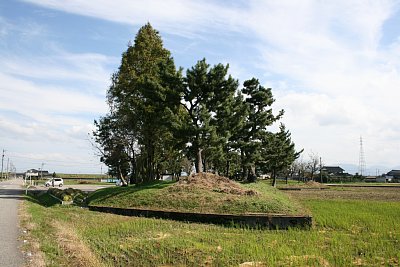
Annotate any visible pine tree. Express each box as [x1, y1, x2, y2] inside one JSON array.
[[259, 123, 303, 187], [231, 78, 283, 182], [182, 59, 238, 173]]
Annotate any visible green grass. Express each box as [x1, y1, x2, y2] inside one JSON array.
[[24, 194, 400, 266], [57, 173, 108, 179], [88, 180, 304, 215]]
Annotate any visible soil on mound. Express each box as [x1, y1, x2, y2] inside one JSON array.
[[304, 181, 327, 188], [172, 172, 258, 196]]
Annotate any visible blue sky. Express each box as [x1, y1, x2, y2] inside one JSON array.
[[1, 0, 400, 174]]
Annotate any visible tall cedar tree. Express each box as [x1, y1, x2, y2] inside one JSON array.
[[98, 23, 182, 183]]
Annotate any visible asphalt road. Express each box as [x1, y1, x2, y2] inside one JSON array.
[[31, 183, 115, 192], [0, 179, 24, 267]]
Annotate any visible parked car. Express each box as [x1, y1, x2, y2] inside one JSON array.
[[45, 178, 64, 187]]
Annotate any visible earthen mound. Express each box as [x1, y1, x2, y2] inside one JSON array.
[[172, 172, 258, 196], [304, 181, 327, 188]]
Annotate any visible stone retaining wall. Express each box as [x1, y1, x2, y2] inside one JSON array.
[[88, 205, 312, 229]]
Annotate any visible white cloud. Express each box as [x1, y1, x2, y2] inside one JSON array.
[[22, 0, 245, 38], [11, 0, 400, 172]]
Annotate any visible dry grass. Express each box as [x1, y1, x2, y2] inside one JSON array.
[[19, 201, 46, 267], [286, 186, 400, 201], [285, 255, 330, 266], [174, 172, 258, 195], [52, 221, 105, 267]]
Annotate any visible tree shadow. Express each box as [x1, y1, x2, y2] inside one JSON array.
[[24, 191, 61, 207], [87, 180, 175, 204], [0, 188, 25, 200]]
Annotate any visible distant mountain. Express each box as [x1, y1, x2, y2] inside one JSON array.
[[338, 163, 397, 176]]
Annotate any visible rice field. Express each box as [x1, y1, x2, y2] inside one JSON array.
[[22, 185, 400, 266]]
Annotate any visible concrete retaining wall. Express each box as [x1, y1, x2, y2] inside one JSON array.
[[88, 205, 312, 229]]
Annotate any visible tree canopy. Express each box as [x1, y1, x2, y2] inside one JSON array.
[[94, 23, 301, 184]]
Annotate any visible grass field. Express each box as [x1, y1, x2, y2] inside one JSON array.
[[88, 179, 305, 215], [22, 178, 400, 266], [21, 191, 400, 266], [22, 183, 400, 266]]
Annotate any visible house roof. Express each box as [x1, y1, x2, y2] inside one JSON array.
[[322, 166, 345, 173], [25, 169, 49, 174], [387, 170, 400, 176], [26, 169, 39, 173]]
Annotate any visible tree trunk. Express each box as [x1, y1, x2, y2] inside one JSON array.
[[129, 151, 136, 184], [247, 165, 257, 183], [203, 153, 207, 172], [241, 150, 246, 180], [272, 170, 277, 187], [195, 147, 203, 173], [118, 166, 128, 186], [225, 160, 230, 178]]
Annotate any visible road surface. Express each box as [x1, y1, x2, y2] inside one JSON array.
[[31, 183, 115, 192], [0, 178, 24, 267]]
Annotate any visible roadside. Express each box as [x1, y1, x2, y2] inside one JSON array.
[[26, 183, 115, 193], [0, 178, 24, 267]]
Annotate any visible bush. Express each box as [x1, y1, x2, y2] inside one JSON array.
[[47, 188, 88, 205]]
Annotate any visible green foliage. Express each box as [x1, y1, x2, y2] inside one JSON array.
[[182, 59, 238, 173], [94, 23, 301, 183], [229, 79, 284, 182], [47, 187, 88, 205], [95, 23, 183, 183], [260, 124, 303, 187]]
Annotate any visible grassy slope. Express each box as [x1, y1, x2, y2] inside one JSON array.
[[23, 195, 400, 266], [87, 180, 305, 215]]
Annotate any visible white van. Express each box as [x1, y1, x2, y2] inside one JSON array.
[[45, 178, 64, 187]]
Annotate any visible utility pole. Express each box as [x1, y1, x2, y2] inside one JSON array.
[[1, 149, 4, 180], [6, 158, 9, 179], [319, 157, 323, 183], [40, 162, 44, 179]]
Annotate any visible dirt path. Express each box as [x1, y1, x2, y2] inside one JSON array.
[[0, 178, 24, 267]]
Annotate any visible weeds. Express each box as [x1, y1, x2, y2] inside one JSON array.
[[24, 185, 400, 266]]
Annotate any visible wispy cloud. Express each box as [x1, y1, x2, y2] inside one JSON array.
[[10, 0, 400, 171]]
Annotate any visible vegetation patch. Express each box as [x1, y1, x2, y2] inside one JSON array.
[[48, 188, 88, 205], [52, 220, 105, 267], [174, 173, 257, 196], [23, 188, 400, 266], [88, 175, 305, 215], [286, 186, 400, 201], [278, 181, 328, 190]]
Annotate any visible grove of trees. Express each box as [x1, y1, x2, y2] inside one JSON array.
[[93, 23, 302, 186]]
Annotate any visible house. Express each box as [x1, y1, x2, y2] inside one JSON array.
[[386, 170, 400, 182], [25, 169, 39, 178], [364, 176, 377, 183], [321, 166, 345, 176], [24, 169, 50, 179]]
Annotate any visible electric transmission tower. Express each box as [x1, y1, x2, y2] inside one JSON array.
[[358, 136, 366, 176]]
